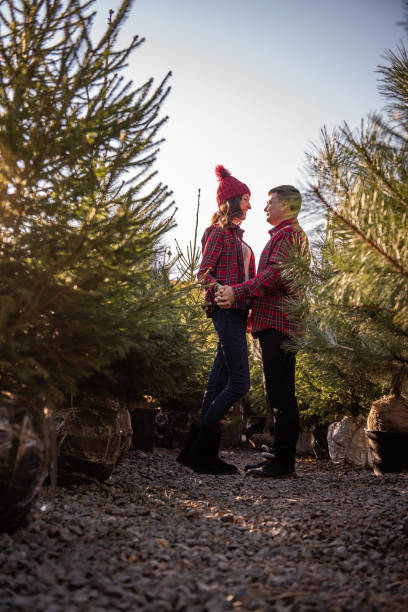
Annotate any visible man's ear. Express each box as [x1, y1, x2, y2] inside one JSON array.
[[282, 199, 290, 214]]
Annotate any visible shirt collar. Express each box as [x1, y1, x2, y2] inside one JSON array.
[[268, 217, 298, 236], [230, 224, 244, 238]]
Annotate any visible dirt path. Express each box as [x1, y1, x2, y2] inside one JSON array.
[[1, 448, 408, 611]]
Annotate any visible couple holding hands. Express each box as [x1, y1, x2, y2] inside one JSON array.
[[177, 165, 309, 478]]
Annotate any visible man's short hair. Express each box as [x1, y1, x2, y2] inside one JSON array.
[[269, 185, 302, 215]]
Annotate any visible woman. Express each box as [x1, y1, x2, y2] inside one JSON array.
[[177, 165, 255, 475]]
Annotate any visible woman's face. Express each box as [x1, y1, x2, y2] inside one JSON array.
[[239, 194, 251, 220]]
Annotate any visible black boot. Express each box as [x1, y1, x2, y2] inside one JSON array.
[[213, 426, 238, 474], [245, 444, 276, 471], [247, 458, 296, 479], [244, 458, 269, 471], [176, 420, 200, 467], [188, 426, 238, 475]]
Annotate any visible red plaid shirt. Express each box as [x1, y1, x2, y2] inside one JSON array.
[[232, 218, 309, 337], [197, 224, 256, 316]]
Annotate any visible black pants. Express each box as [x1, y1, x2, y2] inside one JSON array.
[[258, 328, 299, 467]]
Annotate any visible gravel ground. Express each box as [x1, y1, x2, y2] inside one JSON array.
[[1, 447, 408, 612]]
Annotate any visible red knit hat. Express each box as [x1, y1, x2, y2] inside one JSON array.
[[215, 165, 250, 206]]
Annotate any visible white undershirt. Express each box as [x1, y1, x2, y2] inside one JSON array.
[[232, 219, 251, 280], [241, 240, 251, 281]]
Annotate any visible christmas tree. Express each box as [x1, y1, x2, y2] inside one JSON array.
[[0, 0, 178, 403], [293, 10, 408, 421]]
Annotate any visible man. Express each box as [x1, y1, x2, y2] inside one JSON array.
[[216, 185, 309, 478]]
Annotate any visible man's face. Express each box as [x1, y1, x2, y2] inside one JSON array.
[[264, 192, 287, 226]]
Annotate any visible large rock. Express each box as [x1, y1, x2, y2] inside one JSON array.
[[327, 415, 372, 468], [0, 394, 48, 531], [367, 394, 408, 432], [366, 393, 408, 475], [57, 397, 132, 484]]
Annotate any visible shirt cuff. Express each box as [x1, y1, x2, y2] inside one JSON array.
[[233, 283, 250, 300]]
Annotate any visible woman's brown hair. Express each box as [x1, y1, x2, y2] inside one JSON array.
[[210, 195, 243, 229]]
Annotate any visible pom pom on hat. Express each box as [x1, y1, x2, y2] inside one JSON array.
[[215, 164, 250, 206], [215, 165, 231, 181]]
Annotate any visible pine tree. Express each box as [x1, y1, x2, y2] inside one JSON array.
[[0, 0, 176, 403], [294, 13, 408, 420], [172, 189, 218, 410], [75, 188, 218, 412]]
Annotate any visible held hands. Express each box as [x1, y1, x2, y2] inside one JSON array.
[[214, 284, 235, 309]]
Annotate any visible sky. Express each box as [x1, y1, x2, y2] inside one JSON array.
[[92, 0, 404, 262]]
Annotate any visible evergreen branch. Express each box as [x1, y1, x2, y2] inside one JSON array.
[[320, 301, 408, 338], [93, 0, 135, 55], [71, 0, 95, 52], [341, 123, 408, 210], [313, 186, 408, 278]]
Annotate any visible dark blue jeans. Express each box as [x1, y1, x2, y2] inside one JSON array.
[[201, 306, 250, 428]]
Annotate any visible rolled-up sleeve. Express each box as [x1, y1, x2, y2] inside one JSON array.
[[233, 234, 293, 299]]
